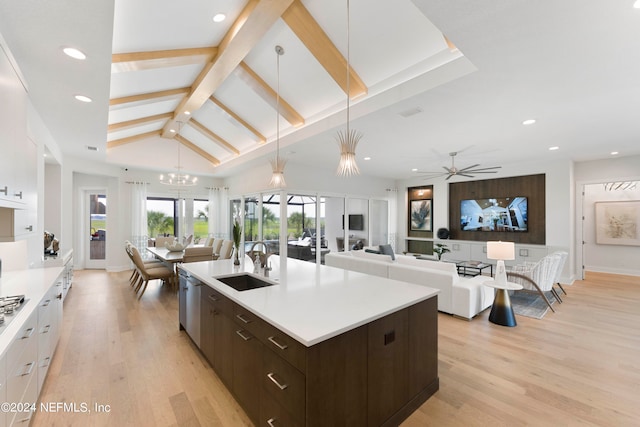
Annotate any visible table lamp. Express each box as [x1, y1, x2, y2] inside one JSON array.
[[487, 241, 515, 286]]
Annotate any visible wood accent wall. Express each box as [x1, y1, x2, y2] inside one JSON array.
[[448, 174, 545, 244]]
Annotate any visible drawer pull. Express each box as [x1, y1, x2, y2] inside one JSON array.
[[21, 362, 35, 376], [236, 313, 252, 324], [0, 186, 7, 195], [14, 190, 23, 199], [235, 329, 252, 341], [267, 418, 279, 427], [42, 357, 51, 368], [42, 299, 51, 307], [16, 415, 32, 424], [208, 294, 219, 302], [268, 336, 288, 350], [42, 324, 51, 334], [21, 327, 35, 339], [267, 372, 288, 390]]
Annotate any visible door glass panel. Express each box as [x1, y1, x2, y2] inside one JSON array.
[[193, 199, 209, 243], [261, 193, 279, 254], [286, 195, 317, 262], [324, 197, 345, 252], [369, 200, 389, 247], [347, 198, 368, 250], [89, 194, 106, 260]]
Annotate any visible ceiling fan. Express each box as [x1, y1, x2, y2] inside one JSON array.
[[417, 151, 501, 180]]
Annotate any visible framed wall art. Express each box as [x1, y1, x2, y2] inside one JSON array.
[[595, 200, 640, 246], [410, 199, 432, 231]]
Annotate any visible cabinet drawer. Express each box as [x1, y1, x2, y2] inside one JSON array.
[[202, 286, 232, 317], [7, 312, 37, 373], [262, 348, 305, 422], [261, 321, 306, 374], [260, 392, 304, 427], [233, 303, 266, 337], [7, 329, 37, 404]]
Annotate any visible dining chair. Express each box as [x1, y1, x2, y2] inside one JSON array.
[[551, 251, 568, 295], [125, 241, 161, 286], [182, 246, 216, 263], [211, 238, 223, 256], [218, 240, 234, 260], [508, 253, 564, 312], [155, 236, 176, 248], [129, 246, 175, 299]]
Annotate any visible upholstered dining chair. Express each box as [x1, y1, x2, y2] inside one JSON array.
[[182, 246, 216, 263], [211, 238, 223, 256], [125, 241, 162, 286], [218, 240, 234, 260], [155, 236, 175, 248], [129, 246, 175, 299], [203, 236, 215, 247]]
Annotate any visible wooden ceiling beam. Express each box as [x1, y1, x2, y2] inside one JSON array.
[[282, 0, 367, 99], [190, 119, 240, 155], [163, 0, 295, 136], [235, 62, 304, 127], [107, 130, 161, 149], [209, 96, 266, 143], [108, 112, 173, 132], [176, 134, 220, 166], [109, 87, 190, 107], [111, 47, 218, 72]]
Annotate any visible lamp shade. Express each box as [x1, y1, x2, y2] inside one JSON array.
[[486, 241, 515, 260]]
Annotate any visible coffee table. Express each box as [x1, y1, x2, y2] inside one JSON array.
[[456, 260, 493, 277]]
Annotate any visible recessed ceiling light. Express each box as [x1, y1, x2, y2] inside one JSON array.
[[364, 157, 371, 161], [63, 47, 86, 60], [184, 111, 191, 115], [611, 151, 619, 155], [522, 119, 536, 125], [213, 13, 226, 22], [411, 168, 418, 172], [549, 146, 559, 151], [74, 95, 92, 103], [634, 0, 640, 9], [169, 128, 176, 133]]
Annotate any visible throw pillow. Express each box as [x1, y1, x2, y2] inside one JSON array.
[[378, 244, 395, 261]]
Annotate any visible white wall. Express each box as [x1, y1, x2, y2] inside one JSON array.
[[395, 158, 576, 280], [575, 154, 640, 277]]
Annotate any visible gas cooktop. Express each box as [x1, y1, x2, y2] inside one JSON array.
[[0, 295, 27, 336]]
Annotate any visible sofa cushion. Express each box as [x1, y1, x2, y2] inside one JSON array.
[[378, 244, 395, 260], [395, 256, 459, 275], [352, 249, 393, 262]]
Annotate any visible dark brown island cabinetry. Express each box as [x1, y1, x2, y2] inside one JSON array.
[[184, 274, 439, 426]]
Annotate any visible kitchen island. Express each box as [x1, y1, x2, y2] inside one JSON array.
[[179, 256, 440, 426]]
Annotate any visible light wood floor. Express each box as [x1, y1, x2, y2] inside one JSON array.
[[32, 270, 640, 426]]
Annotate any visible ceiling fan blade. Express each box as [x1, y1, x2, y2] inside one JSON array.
[[458, 164, 480, 172], [443, 166, 452, 173], [467, 170, 500, 174], [465, 166, 502, 172], [457, 173, 475, 178]]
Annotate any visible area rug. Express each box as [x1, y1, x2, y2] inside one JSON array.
[[510, 291, 556, 319]]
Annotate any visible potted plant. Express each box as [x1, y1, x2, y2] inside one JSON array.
[[433, 243, 450, 261], [232, 219, 242, 265]]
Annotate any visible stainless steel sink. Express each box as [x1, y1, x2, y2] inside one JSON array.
[[216, 274, 275, 291]]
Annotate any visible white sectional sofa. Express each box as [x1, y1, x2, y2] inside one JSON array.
[[324, 249, 495, 320]]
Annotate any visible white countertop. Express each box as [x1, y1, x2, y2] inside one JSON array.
[[179, 255, 439, 347], [0, 266, 64, 356]]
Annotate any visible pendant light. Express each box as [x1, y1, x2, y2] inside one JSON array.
[[269, 45, 287, 187], [335, 0, 362, 176]]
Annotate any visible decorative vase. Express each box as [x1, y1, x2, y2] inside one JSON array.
[[233, 247, 240, 265]]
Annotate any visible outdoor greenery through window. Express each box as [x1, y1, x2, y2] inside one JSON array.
[[146, 198, 210, 242]]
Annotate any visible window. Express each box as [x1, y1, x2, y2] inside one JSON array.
[[147, 198, 176, 237]]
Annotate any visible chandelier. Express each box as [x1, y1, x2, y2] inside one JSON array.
[[335, 0, 362, 176], [160, 121, 198, 186], [269, 45, 287, 188]]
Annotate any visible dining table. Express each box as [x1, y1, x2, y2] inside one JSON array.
[[146, 245, 185, 263]]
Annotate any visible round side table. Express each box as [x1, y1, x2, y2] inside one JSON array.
[[484, 280, 523, 327]]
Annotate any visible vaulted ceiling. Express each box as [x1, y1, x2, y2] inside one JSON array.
[[2, 0, 639, 181]]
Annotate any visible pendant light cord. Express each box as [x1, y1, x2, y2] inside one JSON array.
[[346, 0, 351, 133], [276, 47, 281, 169]]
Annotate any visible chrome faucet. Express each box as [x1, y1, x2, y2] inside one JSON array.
[[248, 241, 275, 273]]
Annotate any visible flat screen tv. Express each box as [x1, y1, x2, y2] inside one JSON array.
[[342, 214, 365, 231], [460, 197, 528, 232]]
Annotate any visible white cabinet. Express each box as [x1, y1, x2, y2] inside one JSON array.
[[37, 276, 63, 393], [0, 41, 29, 210], [62, 254, 73, 301], [0, 351, 6, 427], [6, 311, 38, 426]]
